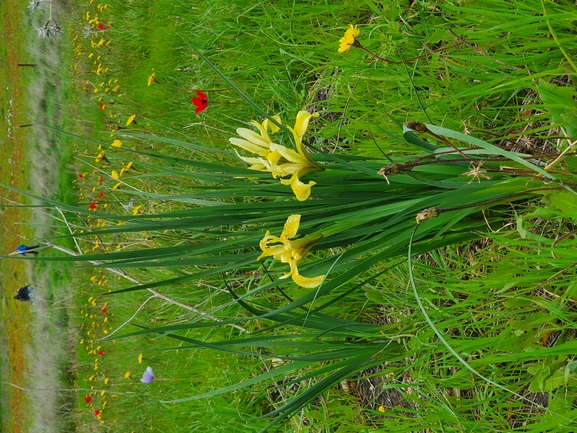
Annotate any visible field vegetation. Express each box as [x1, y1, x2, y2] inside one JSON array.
[[4, 0, 577, 432]]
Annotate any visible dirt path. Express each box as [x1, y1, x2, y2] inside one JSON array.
[[1, 1, 70, 433], [0, 1, 36, 432]]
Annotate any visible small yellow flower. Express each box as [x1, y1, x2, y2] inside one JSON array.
[[138, 353, 143, 364], [111, 170, 119, 179], [378, 405, 385, 412], [126, 114, 136, 126], [147, 70, 156, 86], [124, 371, 131, 379], [95, 151, 107, 163], [110, 139, 122, 148], [132, 205, 143, 216], [338, 24, 361, 54], [112, 182, 122, 190], [258, 214, 325, 288]]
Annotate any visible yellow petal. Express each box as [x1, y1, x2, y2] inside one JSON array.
[[280, 172, 316, 201], [292, 111, 318, 142], [235, 127, 271, 148], [269, 143, 308, 166], [282, 214, 301, 239], [261, 114, 282, 135], [229, 136, 269, 157], [292, 271, 325, 289]]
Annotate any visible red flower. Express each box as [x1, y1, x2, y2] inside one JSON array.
[[94, 409, 101, 417], [101, 307, 107, 314], [84, 395, 92, 403], [192, 90, 208, 114], [98, 191, 105, 197], [78, 174, 83, 179], [98, 350, 104, 356], [97, 23, 104, 30], [89, 202, 98, 210], [99, 104, 105, 110]]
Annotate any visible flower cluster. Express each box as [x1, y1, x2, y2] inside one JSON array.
[[230, 111, 322, 201]]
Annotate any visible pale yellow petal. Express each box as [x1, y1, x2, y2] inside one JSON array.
[[269, 143, 308, 165], [236, 127, 271, 148], [282, 214, 301, 239], [229, 137, 269, 157]]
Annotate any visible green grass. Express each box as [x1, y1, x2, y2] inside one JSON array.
[[11, 0, 577, 432]]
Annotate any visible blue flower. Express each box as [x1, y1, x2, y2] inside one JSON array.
[[140, 366, 154, 384]]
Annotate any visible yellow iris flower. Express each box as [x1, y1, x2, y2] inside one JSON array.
[[258, 214, 325, 288], [230, 111, 321, 201]]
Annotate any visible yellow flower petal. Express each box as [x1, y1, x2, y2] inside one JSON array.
[[280, 171, 316, 202], [126, 114, 136, 126], [110, 139, 122, 148]]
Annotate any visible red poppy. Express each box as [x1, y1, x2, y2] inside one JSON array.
[[192, 90, 208, 114], [94, 409, 101, 417], [98, 191, 105, 197], [89, 202, 98, 210], [78, 174, 83, 179], [101, 307, 107, 314], [98, 177, 103, 183], [99, 104, 105, 110], [98, 350, 104, 356], [84, 395, 92, 403], [97, 23, 104, 30]]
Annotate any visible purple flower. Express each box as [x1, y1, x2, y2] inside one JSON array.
[[140, 366, 154, 384]]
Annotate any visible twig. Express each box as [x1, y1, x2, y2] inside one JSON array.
[[2, 381, 135, 394]]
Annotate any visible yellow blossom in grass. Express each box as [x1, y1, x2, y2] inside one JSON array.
[[104, 377, 109, 385], [138, 353, 143, 364], [132, 205, 143, 216], [147, 70, 156, 86], [95, 151, 107, 163], [126, 114, 136, 126], [258, 214, 325, 288], [124, 371, 131, 379], [110, 139, 122, 148], [338, 24, 361, 54], [112, 182, 122, 190], [378, 405, 385, 412]]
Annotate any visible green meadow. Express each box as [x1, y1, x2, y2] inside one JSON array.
[[2, 0, 577, 432]]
